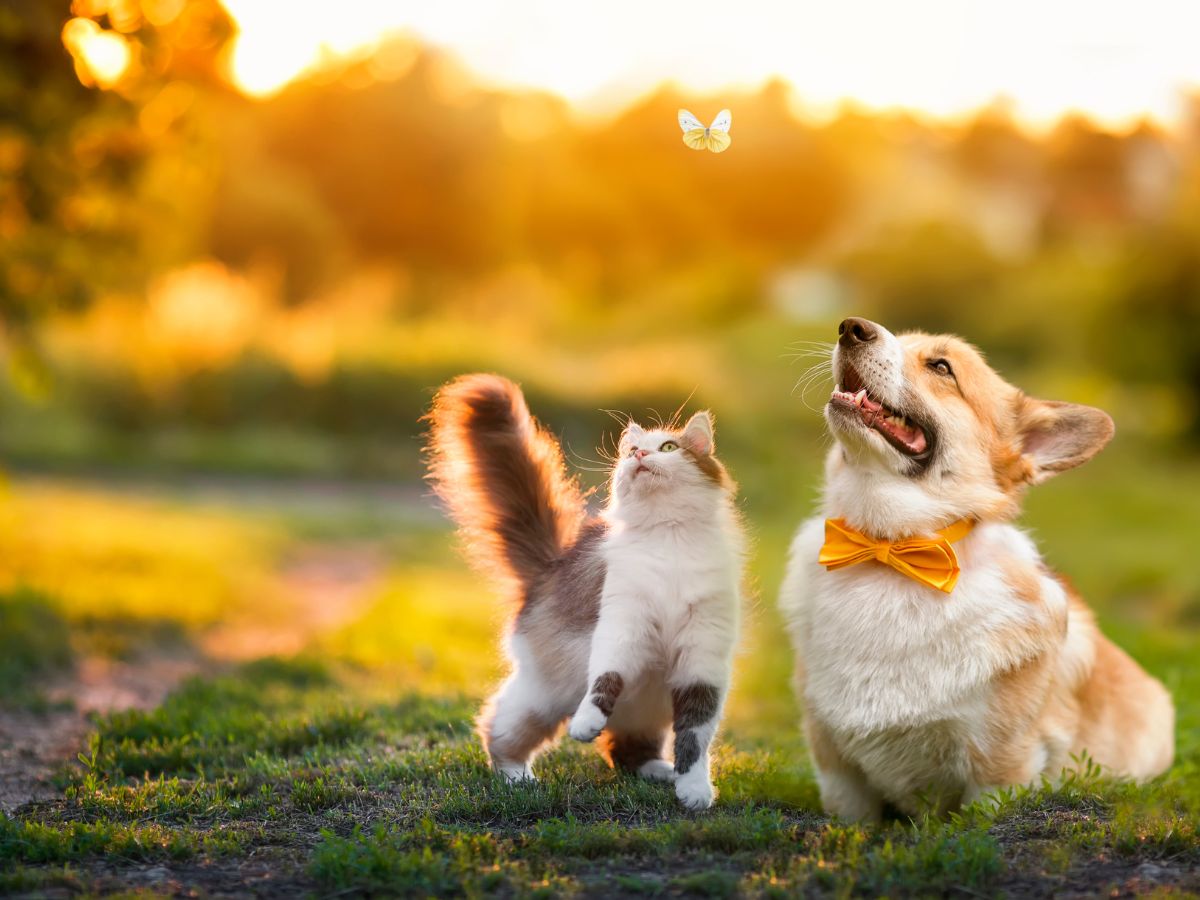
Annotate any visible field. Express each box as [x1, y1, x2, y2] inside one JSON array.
[[6, 3, 1200, 896], [2, 438, 1199, 898]]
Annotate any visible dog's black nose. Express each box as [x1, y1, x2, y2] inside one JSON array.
[[838, 317, 878, 347]]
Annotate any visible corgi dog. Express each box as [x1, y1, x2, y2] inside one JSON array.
[[779, 317, 1174, 821]]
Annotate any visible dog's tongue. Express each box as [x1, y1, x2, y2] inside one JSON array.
[[876, 415, 927, 453]]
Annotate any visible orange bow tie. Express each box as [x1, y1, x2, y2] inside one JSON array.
[[818, 517, 975, 594]]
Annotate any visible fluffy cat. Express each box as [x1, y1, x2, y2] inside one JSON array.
[[425, 373, 743, 809]]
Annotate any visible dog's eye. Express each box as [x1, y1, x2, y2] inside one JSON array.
[[659, 441, 680, 452], [927, 358, 954, 377]]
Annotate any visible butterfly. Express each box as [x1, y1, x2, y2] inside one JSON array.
[[678, 108, 732, 153]]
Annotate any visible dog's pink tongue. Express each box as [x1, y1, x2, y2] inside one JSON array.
[[906, 427, 928, 454], [877, 415, 928, 453], [892, 420, 927, 453]]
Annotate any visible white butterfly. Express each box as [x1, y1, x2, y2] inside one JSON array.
[[678, 108, 732, 153]]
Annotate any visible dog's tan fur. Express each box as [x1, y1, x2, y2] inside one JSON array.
[[781, 321, 1174, 820]]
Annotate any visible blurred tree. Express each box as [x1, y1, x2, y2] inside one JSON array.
[[1100, 219, 1200, 437], [1044, 114, 1130, 234], [0, 0, 231, 334], [953, 101, 1040, 185]]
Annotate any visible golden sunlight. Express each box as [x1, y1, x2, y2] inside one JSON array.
[[216, 0, 1200, 128], [62, 16, 131, 89]]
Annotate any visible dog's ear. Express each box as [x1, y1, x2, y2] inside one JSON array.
[[1017, 397, 1114, 484]]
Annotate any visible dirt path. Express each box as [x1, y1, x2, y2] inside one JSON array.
[[0, 650, 206, 812], [202, 542, 385, 661], [0, 542, 387, 814]]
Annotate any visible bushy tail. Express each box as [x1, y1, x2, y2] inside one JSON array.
[[424, 374, 587, 598]]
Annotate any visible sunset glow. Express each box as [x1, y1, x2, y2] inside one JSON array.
[[62, 16, 131, 89], [218, 0, 1200, 127]]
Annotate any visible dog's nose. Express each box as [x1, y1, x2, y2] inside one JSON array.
[[838, 317, 878, 347]]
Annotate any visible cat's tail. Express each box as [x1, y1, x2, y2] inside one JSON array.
[[424, 374, 587, 599]]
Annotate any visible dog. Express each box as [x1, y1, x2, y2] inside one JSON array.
[[779, 317, 1174, 821]]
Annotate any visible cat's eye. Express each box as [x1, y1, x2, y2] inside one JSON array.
[[659, 441, 680, 452], [927, 358, 953, 377]]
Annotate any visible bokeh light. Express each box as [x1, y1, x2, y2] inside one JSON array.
[[62, 16, 131, 89]]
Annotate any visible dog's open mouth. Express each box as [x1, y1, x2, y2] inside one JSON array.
[[829, 364, 930, 457]]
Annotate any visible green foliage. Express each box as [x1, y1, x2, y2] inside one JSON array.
[[310, 824, 516, 896], [670, 870, 742, 897], [0, 813, 245, 864], [93, 658, 372, 777], [0, 0, 232, 328], [0, 587, 72, 704]]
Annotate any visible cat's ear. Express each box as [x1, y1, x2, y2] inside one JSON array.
[[622, 420, 645, 446], [681, 411, 714, 456]]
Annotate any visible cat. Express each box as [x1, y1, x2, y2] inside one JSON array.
[[424, 373, 744, 809]]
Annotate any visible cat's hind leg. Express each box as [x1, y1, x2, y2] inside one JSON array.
[[601, 677, 675, 781], [600, 730, 676, 782], [479, 665, 563, 783]]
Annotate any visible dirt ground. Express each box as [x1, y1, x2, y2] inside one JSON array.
[[0, 542, 385, 815]]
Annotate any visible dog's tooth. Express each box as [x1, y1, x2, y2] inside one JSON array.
[[854, 389, 867, 407]]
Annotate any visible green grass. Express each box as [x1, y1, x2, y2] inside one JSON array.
[[0, 587, 73, 707], [6, 651, 1193, 896], [1, 454, 1199, 895]]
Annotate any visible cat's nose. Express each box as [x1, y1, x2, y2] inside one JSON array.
[[634, 449, 650, 460]]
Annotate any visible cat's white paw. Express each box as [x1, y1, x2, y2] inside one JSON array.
[[496, 763, 536, 783], [637, 759, 677, 783], [568, 703, 607, 742], [675, 772, 714, 810]]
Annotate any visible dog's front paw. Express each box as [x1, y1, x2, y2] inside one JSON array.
[[675, 772, 714, 810], [568, 704, 606, 742]]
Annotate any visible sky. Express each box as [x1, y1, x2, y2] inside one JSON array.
[[219, 0, 1200, 129]]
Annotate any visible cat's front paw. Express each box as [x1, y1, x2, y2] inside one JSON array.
[[675, 772, 714, 811], [568, 704, 607, 742]]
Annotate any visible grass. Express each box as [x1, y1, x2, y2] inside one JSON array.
[[11, 654, 1193, 895], [0, 587, 73, 708], [0, 480, 291, 669], [0, 449, 1199, 895]]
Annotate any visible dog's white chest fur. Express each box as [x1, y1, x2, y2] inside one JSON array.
[[780, 516, 1065, 799]]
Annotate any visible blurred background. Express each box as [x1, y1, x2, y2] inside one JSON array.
[[2, 0, 1199, 773]]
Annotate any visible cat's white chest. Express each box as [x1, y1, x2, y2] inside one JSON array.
[[600, 520, 739, 643]]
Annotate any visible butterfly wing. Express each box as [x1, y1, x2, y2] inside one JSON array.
[[678, 108, 705, 133], [705, 130, 732, 153], [682, 128, 709, 150], [708, 108, 732, 133]]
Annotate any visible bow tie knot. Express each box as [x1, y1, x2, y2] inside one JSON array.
[[818, 517, 974, 594]]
